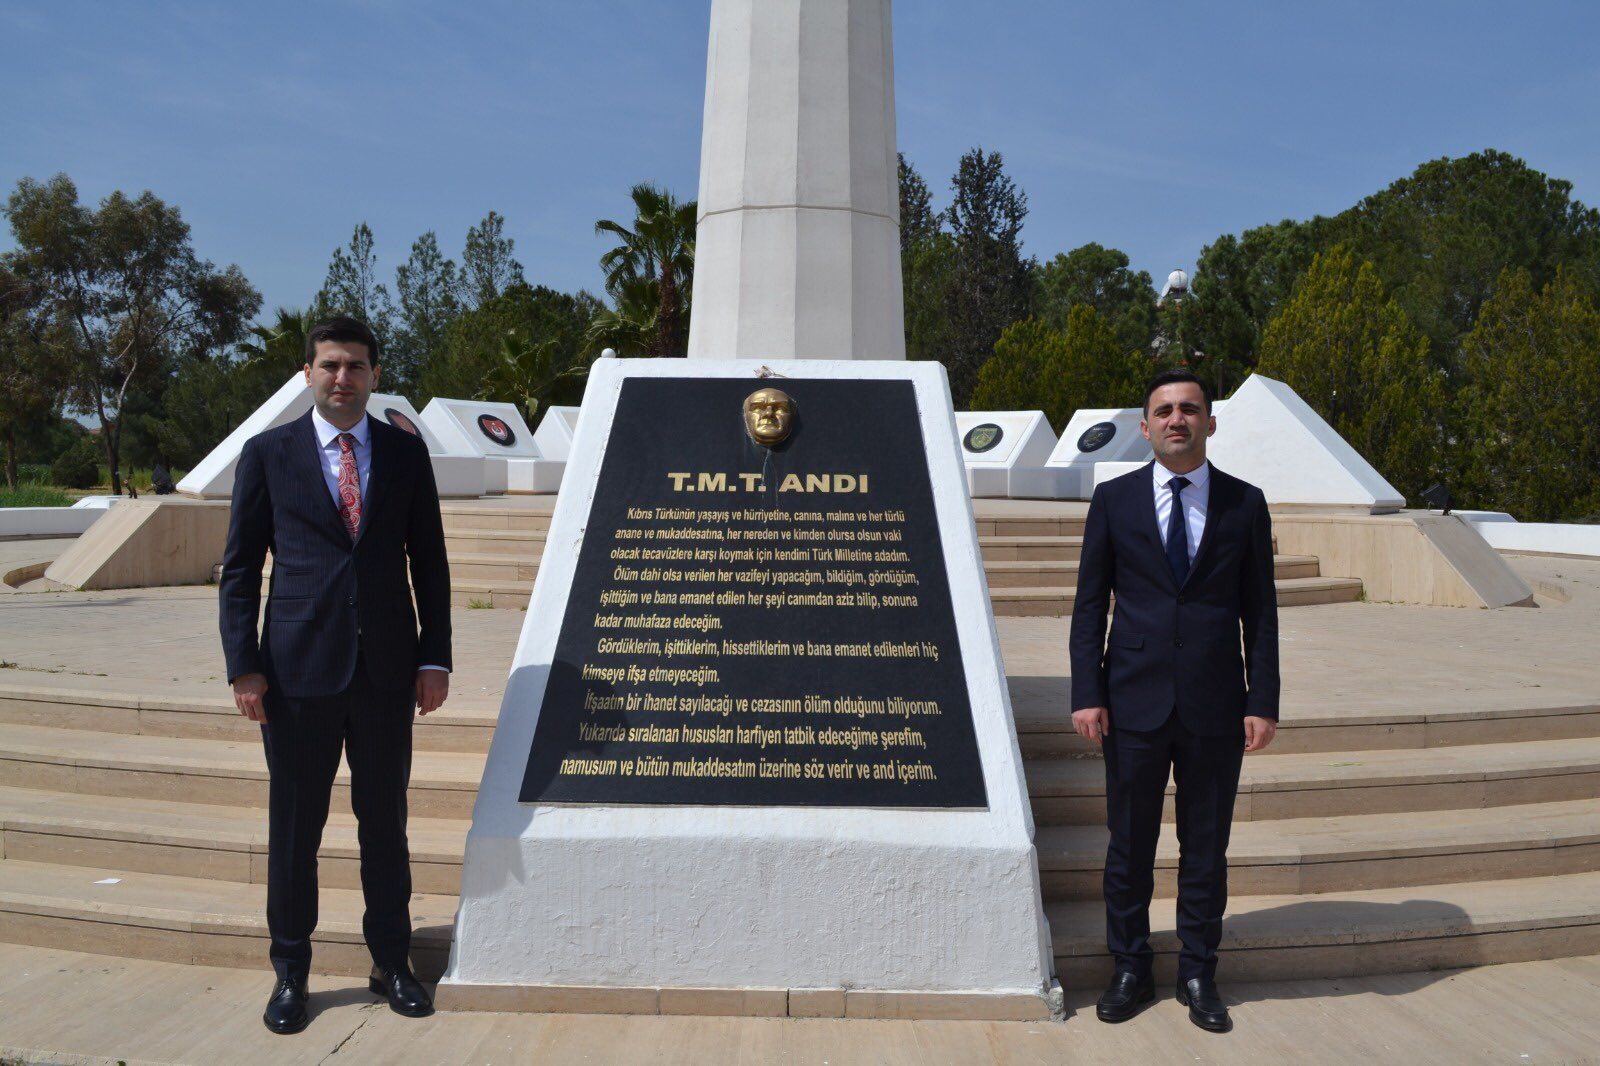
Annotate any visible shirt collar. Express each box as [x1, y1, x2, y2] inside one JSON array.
[[311, 407, 370, 449], [1153, 458, 1210, 491]]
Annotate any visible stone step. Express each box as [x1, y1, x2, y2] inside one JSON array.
[[446, 551, 1320, 590], [444, 528, 548, 559], [1036, 798, 1600, 900], [439, 501, 554, 535], [1047, 870, 1600, 986], [1024, 734, 1600, 825], [0, 724, 483, 819], [0, 786, 468, 896], [1276, 575, 1363, 606], [0, 683, 498, 754], [1013, 699, 1600, 758], [979, 536, 1083, 563], [11, 779, 1593, 911], [8, 681, 1593, 764], [0, 858, 455, 980]]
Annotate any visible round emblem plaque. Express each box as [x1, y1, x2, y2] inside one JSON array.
[[477, 413, 516, 447], [1076, 421, 1117, 453], [963, 423, 1004, 454], [384, 408, 420, 437]]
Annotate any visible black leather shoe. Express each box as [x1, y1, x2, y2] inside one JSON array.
[[1095, 970, 1155, 1022], [1176, 977, 1231, 1032], [369, 964, 434, 1017], [263, 975, 309, 1034]]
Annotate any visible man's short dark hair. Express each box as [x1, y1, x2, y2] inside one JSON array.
[[1143, 368, 1213, 414], [305, 315, 381, 367]]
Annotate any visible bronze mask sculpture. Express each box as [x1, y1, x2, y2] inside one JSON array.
[[743, 387, 795, 447]]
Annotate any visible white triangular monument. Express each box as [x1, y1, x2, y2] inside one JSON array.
[[175, 374, 504, 499], [1208, 374, 1406, 513], [441, 0, 1055, 1021]]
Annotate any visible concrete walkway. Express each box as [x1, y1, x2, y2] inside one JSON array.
[[0, 943, 1595, 1064]]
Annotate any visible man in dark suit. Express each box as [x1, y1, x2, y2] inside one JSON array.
[[219, 316, 452, 1034], [1069, 369, 1280, 1033]]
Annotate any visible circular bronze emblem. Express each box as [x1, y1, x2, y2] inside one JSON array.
[[1076, 421, 1117, 453], [963, 423, 1004, 454], [477, 413, 516, 447], [384, 408, 420, 437]]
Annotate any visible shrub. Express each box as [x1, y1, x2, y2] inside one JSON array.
[[50, 439, 101, 490], [0, 485, 74, 508]]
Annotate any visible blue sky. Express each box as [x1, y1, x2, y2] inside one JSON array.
[[4, 1, 1597, 317]]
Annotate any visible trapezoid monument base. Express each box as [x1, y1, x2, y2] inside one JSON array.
[[440, 358, 1052, 1012]]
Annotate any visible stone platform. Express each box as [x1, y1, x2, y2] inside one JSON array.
[[2, 942, 1597, 1063], [0, 549, 1596, 1014]]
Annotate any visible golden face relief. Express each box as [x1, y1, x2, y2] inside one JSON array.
[[743, 387, 796, 447]]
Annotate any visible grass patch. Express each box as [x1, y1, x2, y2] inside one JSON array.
[[0, 485, 75, 507], [467, 598, 493, 609]]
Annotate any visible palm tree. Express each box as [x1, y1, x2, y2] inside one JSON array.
[[582, 276, 659, 359], [594, 184, 696, 357], [477, 329, 590, 427], [238, 307, 313, 380]]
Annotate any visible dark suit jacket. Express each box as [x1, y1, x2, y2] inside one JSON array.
[[1069, 461, 1279, 736], [219, 410, 452, 698]]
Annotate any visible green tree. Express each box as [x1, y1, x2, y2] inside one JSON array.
[[0, 261, 70, 488], [971, 307, 1145, 430], [4, 174, 260, 494], [418, 283, 601, 404], [476, 330, 592, 427], [314, 223, 396, 356], [392, 231, 463, 395], [942, 148, 1034, 404], [897, 155, 957, 365], [1256, 246, 1445, 501], [1035, 242, 1156, 354], [1457, 268, 1600, 521], [1340, 149, 1600, 363], [595, 184, 696, 358], [461, 211, 525, 307], [584, 275, 661, 359]]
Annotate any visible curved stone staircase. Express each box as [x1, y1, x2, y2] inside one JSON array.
[[3, 499, 1592, 1001], [439, 499, 1363, 613]]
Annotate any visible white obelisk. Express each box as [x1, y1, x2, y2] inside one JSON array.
[[687, 0, 906, 360]]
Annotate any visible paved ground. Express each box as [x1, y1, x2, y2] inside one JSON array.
[[0, 554, 1595, 725], [0, 943, 1596, 1064]]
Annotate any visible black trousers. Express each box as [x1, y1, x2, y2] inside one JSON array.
[[1101, 710, 1244, 983], [261, 663, 415, 980]]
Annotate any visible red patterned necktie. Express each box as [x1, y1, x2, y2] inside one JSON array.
[[336, 432, 362, 541]]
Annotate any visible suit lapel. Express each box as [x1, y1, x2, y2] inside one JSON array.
[[1134, 461, 1179, 593], [1182, 465, 1232, 590], [295, 412, 348, 536], [355, 418, 387, 544]]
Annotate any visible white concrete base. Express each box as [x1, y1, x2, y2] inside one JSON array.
[[443, 358, 1051, 1000], [1461, 516, 1600, 559], [1020, 408, 1152, 500], [506, 459, 565, 495], [954, 412, 1058, 499], [531, 407, 582, 463], [0, 502, 116, 540]]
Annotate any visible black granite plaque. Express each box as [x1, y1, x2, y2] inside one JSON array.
[[1076, 421, 1117, 453], [519, 377, 988, 808]]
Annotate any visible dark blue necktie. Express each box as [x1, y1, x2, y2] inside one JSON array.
[[1166, 475, 1191, 587]]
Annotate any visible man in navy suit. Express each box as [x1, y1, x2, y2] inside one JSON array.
[[219, 316, 451, 1034], [1069, 369, 1280, 1033]]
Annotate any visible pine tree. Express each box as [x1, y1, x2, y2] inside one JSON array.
[[1458, 267, 1600, 520], [942, 148, 1034, 404], [1256, 246, 1445, 502], [972, 307, 1144, 431]]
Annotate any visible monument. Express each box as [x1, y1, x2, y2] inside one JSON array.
[[440, 0, 1056, 1019]]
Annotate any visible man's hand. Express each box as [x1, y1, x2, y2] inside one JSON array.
[[232, 673, 269, 723], [1072, 706, 1111, 746], [1244, 715, 1277, 753], [416, 670, 449, 716]]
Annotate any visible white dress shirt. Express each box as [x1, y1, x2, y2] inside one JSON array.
[[310, 408, 372, 505], [1153, 459, 1211, 564], [309, 408, 447, 675]]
